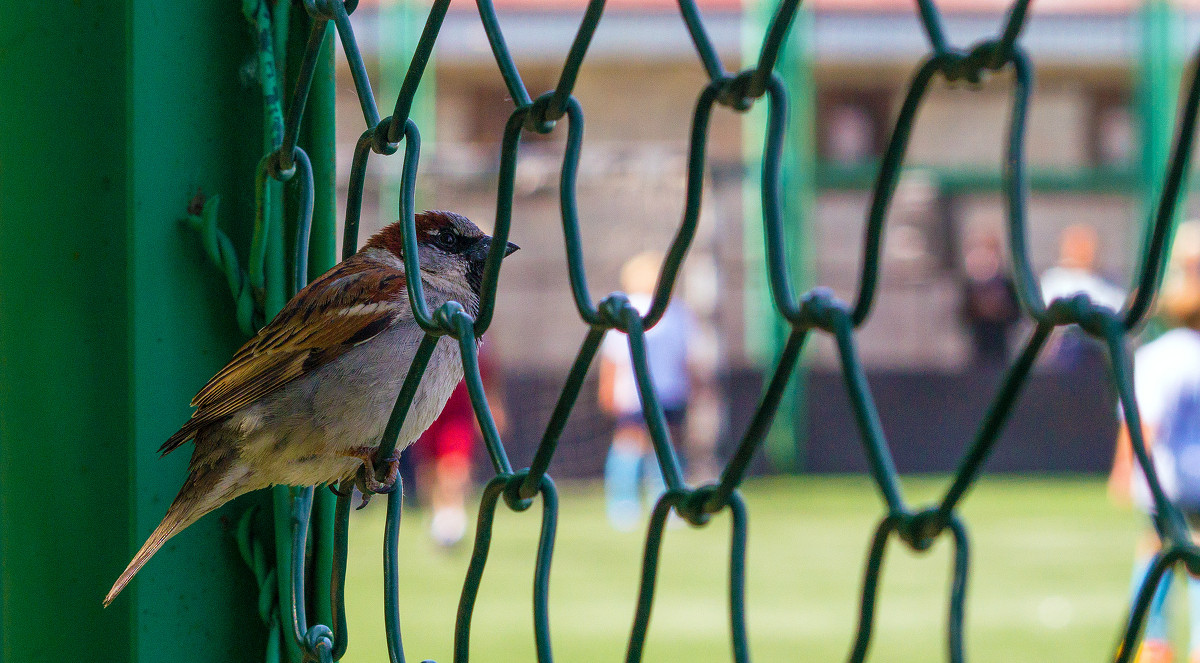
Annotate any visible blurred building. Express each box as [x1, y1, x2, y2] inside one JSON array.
[[335, 0, 1200, 474]]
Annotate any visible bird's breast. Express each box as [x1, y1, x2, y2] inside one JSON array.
[[230, 316, 467, 486]]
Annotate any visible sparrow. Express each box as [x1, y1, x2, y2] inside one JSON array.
[[104, 210, 517, 606]]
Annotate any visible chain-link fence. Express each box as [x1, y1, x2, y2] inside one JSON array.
[[192, 0, 1200, 660]]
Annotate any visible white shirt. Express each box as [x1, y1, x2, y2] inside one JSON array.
[[1129, 328, 1200, 510], [1041, 266, 1125, 311], [601, 293, 695, 415]]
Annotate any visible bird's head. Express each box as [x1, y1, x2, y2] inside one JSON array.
[[364, 211, 519, 304]]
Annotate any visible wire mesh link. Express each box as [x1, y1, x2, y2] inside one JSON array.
[[181, 0, 1200, 660]]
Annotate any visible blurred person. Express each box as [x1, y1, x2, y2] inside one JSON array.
[[413, 347, 507, 548], [599, 252, 696, 531], [1041, 224, 1125, 370], [959, 231, 1021, 366], [1159, 222, 1200, 328], [1109, 221, 1200, 663]]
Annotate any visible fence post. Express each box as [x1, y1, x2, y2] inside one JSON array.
[[379, 0, 438, 220], [778, 5, 816, 471], [743, 0, 816, 471], [0, 3, 269, 660], [1139, 0, 1181, 236], [307, 22, 341, 647]]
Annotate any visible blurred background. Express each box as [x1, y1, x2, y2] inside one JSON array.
[[327, 0, 1200, 661], [340, 0, 1191, 479]]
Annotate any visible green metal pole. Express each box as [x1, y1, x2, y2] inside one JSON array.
[[306, 23, 339, 638], [1140, 0, 1177, 209], [779, 6, 816, 472], [270, 11, 299, 663], [743, 0, 814, 471], [1, 2, 265, 661], [269, 12, 337, 663], [1134, 0, 1181, 342], [379, 0, 437, 226]]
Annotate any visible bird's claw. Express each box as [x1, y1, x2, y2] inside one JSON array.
[[351, 454, 400, 510]]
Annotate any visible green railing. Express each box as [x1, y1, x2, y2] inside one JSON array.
[[193, 0, 1200, 661]]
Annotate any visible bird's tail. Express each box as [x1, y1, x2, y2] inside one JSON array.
[[103, 461, 248, 607]]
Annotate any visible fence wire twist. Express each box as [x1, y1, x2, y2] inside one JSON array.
[[187, 0, 1200, 660]]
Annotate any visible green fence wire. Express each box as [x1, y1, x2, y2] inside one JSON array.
[[188, 0, 1200, 660]]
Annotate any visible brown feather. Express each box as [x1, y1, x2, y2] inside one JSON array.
[[116, 211, 491, 606], [108, 432, 243, 606], [158, 255, 408, 455], [364, 211, 470, 258]]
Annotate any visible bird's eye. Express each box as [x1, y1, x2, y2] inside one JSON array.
[[435, 229, 459, 252]]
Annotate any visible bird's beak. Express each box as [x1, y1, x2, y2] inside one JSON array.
[[469, 238, 520, 262]]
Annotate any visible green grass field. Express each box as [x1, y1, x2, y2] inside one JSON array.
[[340, 475, 1150, 662]]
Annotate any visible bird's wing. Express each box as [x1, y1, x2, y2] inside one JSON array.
[[159, 260, 408, 454]]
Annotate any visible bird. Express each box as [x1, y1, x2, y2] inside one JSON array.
[[104, 210, 517, 606]]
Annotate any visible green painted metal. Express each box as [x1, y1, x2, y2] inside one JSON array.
[[11, 0, 1200, 662], [107, 2, 338, 661], [1139, 0, 1177, 216], [306, 20, 340, 655], [0, 2, 268, 661], [768, 1, 815, 471], [246, 5, 334, 663], [780, 6, 816, 473], [267, 13, 308, 661], [379, 0, 438, 225], [128, 1, 278, 654], [741, 11, 776, 371], [295, 0, 1200, 659], [740, 0, 815, 472], [118, 0, 1200, 660], [1128, 0, 1184, 325]]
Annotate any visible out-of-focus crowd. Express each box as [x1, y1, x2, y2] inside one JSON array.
[[960, 220, 1200, 663]]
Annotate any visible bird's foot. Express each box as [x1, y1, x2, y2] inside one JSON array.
[[344, 448, 400, 510]]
